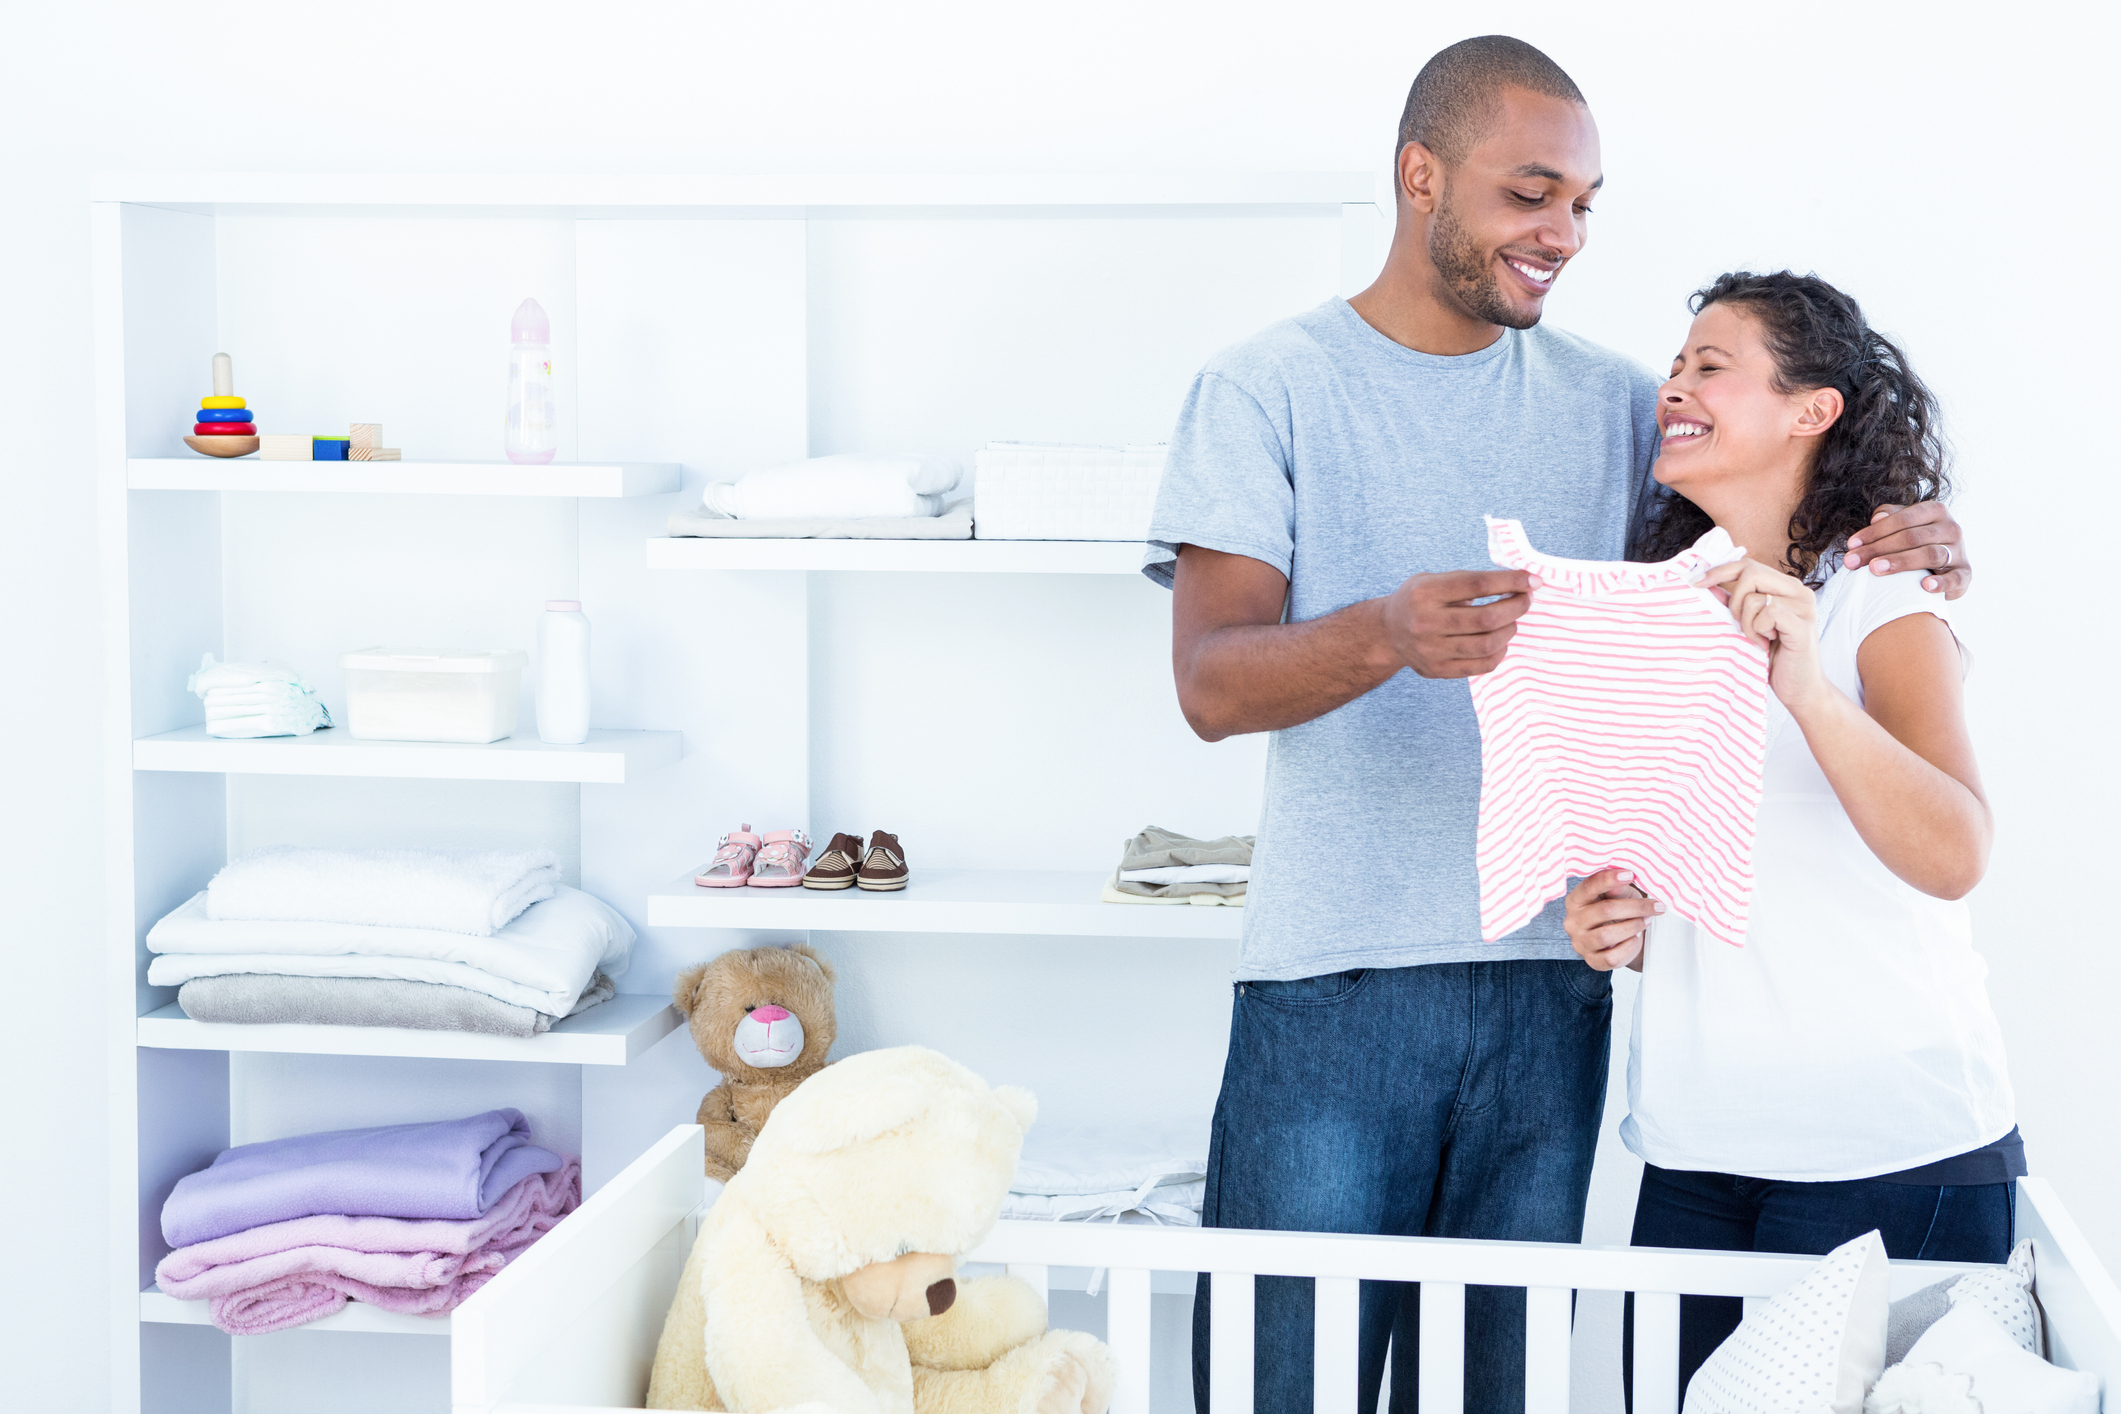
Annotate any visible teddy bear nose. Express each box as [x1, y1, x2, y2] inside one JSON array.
[[751, 1005, 791, 1022], [925, 1279, 955, 1316]]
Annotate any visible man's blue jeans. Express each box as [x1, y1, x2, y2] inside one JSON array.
[[1191, 959, 1614, 1414]]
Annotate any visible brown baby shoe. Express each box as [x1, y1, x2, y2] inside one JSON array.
[[857, 830, 909, 891], [802, 832, 865, 891]]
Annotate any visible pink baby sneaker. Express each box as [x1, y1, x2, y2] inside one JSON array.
[[694, 825, 763, 887], [747, 829, 813, 887]]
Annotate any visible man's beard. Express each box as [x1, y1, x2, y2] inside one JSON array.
[[1429, 193, 1543, 331]]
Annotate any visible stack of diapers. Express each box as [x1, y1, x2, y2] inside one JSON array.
[[669, 452, 971, 539], [147, 847, 632, 1036], [188, 654, 331, 738], [1002, 1118, 1209, 1226], [1101, 825, 1250, 907], [156, 1109, 580, 1333]]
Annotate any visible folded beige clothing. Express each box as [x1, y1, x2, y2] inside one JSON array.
[[1120, 825, 1254, 872], [1101, 873, 1244, 906], [176, 971, 617, 1037], [667, 500, 973, 540]]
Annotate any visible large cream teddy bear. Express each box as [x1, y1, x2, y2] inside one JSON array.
[[646, 1046, 1115, 1414]]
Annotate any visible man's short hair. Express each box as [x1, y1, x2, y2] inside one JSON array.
[[1397, 36, 1585, 165]]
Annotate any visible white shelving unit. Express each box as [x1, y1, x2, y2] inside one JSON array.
[[647, 536, 1148, 575], [646, 870, 1242, 940], [97, 170, 1368, 1412], [130, 459, 680, 497], [133, 726, 682, 784]]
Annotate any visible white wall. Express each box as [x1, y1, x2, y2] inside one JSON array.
[[4, 2, 2116, 1410]]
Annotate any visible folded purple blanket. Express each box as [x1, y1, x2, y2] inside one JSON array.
[[155, 1163, 579, 1334], [162, 1109, 564, 1247]]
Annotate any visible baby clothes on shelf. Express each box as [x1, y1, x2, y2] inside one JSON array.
[[173, 971, 616, 1038], [206, 846, 561, 935], [1101, 826, 1251, 906], [156, 1111, 579, 1333], [1002, 1119, 1210, 1226], [696, 452, 964, 521], [1467, 516, 1770, 948], [187, 654, 331, 738], [149, 856, 632, 1027]]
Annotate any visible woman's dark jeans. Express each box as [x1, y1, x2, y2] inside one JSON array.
[[1191, 959, 1614, 1414], [1624, 1162, 2015, 1402]]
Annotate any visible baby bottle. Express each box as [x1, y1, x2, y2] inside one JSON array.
[[504, 298, 557, 465]]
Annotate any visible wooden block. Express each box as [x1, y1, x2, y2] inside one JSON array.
[[370, 448, 402, 461], [258, 434, 311, 461], [349, 423, 381, 450]]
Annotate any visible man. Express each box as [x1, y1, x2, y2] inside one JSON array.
[[1144, 35, 1967, 1413]]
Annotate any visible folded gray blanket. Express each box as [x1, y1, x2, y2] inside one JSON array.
[[667, 499, 973, 540], [1113, 826, 1253, 898], [177, 972, 616, 1038]]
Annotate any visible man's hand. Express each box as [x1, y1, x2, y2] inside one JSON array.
[[1381, 569, 1533, 679], [1843, 502, 1969, 599]]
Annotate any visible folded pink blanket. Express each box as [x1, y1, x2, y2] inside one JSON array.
[[155, 1162, 579, 1334]]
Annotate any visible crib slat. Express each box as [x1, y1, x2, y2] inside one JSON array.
[[1313, 1276, 1360, 1414], [1417, 1281, 1465, 1414], [1008, 1264, 1051, 1304], [1209, 1271, 1255, 1414], [1108, 1267, 1153, 1414], [1524, 1286, 1572, 1414], [1633, 1292, 1681, 1414]]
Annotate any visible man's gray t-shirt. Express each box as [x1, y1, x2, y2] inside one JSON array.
[[1144, 297, 1662, 980]]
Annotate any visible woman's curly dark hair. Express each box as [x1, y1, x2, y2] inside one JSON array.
[[1631, 271, 1949, 581]]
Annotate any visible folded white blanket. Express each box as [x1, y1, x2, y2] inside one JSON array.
[[149, 886, 631, 1014], [151, 950, 565, 1014], [1011, 1120, 1209, 1196], [1117, 863, 1250, 884], [703, 452, 963, 521], [207, 847, 560, 936], [1000, 1180, 1204, 1225]]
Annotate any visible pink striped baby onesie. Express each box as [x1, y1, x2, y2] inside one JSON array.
[[1467, 516, 1769, 948]]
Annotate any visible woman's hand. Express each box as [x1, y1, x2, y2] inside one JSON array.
[[1699, 558, 1826, 709], [1565, 868, 1662, 972]]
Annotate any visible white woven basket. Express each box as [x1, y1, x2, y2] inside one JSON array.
[[972, 441, 1167, 541]]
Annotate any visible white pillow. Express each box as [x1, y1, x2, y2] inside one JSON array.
[[1897, 1300, 2098, 1414], [1885, 1239, 2043, 1365], [1684, 1230, 1891, 1414]]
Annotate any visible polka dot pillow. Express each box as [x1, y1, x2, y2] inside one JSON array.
[[1684, 1230, 1891, 1414], [1884, 1238, 2042, 1365]]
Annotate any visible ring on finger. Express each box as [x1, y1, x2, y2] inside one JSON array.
[[1941, 544, 1954, 567]]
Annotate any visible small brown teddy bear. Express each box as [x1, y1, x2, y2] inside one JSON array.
[[673, 942, 837, 1181]]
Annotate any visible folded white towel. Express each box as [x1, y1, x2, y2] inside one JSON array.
[[150, 950, 567, 1015], [1010, 1119, 1209, 1196], [702, 452, 963, 521], [206, 846, 561, 936], [149, 885, 632, 1012], [1117, 863, 1251, 885], [1000, 1180, 1204, 1225]]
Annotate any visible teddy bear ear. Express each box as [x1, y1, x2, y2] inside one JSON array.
[[671, 962, 711, 1016], [788, 941, 836, 985], [994, 1085, 1037, 1135]]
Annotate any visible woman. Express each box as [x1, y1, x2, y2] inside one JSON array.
[[1564, 271, 2021, 1390]]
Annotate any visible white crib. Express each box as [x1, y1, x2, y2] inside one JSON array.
[[449, 1126, 2121, 1414]]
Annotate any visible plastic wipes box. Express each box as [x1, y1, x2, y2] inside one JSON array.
[[338, 648, 528, 744]]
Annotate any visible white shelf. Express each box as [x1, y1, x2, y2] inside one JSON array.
[[647, 537, 1147, 575], [137, 993, 682, 1066], [97, 171, 1374, 215], [132, 727, 682, 784], [645, 868, 1243, 940], [141, 1287, 450, 1336], [129, 460, 680, 497]]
